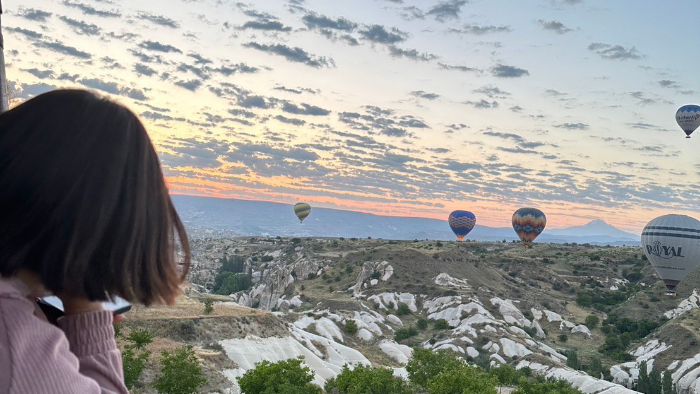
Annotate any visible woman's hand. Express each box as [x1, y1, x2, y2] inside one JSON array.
[[57, 294, 105, 316]]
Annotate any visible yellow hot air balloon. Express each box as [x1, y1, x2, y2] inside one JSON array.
[[294, 203, 311, 223]]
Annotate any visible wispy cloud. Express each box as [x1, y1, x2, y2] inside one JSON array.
[[449, 23, 511, 35], [243, 42, 335, 68], [427, 0, 469, 22], [588, 43, 643, 60], [58, 16, 101, 36], [359, 25, 408, 44], [537, 20, 574, 34], [62, 1, 121, 18], [136, 12, 180, 28], [411, 90, 440, 100], [554, 122, 589, 130], [16, 7, 52, 22]]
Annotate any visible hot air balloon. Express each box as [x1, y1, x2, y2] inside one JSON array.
[[641, 214, 700, 296], [294, 203, 311, 223], [448, 211, 476, 241], [676, 105, 700, 138], [512, 208, 546, 247]]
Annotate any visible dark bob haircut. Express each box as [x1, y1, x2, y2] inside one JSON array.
[[0, 89, 190, 305]]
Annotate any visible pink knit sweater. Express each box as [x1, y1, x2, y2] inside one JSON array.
[[0, 277, 129, 394]]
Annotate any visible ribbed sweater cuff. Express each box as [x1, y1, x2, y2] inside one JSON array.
[[58, 310, 116, 357]]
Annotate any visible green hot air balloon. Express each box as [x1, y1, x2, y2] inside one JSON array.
[[294, 203, 311, 223]]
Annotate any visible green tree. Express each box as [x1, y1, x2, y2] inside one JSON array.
[[238, 357, 321, 394], [585, 315, 600, 329], [325, 364, 411, 394], [126, 328, 154, 350], [153, 345, 207, 394], [122, 346, 149, 389], [203, 298, 214, 315], [427, 364, 498, 394], [564, 350, 579, 370], [637, 361, 650, 394], [662, 371, 674, 394], [489, 364, 521, 386], [513, 378, 584, 394], [121, 328, 153, 389], [434, 319, 450, 330], [406, 348, 464, 388], [587, 358, 604, 379], [649, 369, 662, 394]]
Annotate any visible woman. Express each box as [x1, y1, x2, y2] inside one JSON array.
[[0, 89, 191, 393]]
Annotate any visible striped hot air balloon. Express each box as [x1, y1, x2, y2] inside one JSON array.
[[448, 211, 476, 241], [642, 214, 700, 296], [512, 208, 546, 248], [294, 203, 311, 223]]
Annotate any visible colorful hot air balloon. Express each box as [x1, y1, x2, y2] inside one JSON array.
[[512, 208, 546, 248], [641, 214, 700, 296], [676, 105, 700, 138], [448, 211, 476, 241], [294, 203, 311, 223]]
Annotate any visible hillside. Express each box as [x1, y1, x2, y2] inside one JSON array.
[[121, 236, 700, 393]]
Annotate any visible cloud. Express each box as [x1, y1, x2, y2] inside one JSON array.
[[62, 1, 121, 18], [275, 115, 306, 125], [243, 42, 334, 68], [359, 25, 408, 44], [426, 0, 469, 22], [136, 12, 180, 28], [484, 131, 524, 142], [7, 27, 44, 40], [79, 78, 147, 100], [58, 16, 101, 36], [237, 95, 275, 109], [544, 89, 566, 96], [33, 40, 92, 59], [491, 64, 529, 78], [630, 91, 658, 105], [465, 99, 498, 108], [496, 146, 539, 154], [401, 6, 425, 20], [16, 7, 52, 22], [134, 63, 157, 76], [510, 105, 523, 112], [537, 20, 573, 34], [274, 85, 318, 95], [175, 79, 203, 91], [388, 46, 437, 61], [658, 80, 680, 89], [554, 122, 589, 130], [381, 127, 410, 137], [214, 64, 259, 76], [241, 20, 292, 31], [139, 40, 182, 53], [411, 90, 440, 100], [281, 102, 331, 116], [474, 85, 510, 98], [302, 13, 357, 31], [588, 43, 643, 60], [438, 62, 478, 72], [22, 68, 53, 79], [450, 23, 511, 35]]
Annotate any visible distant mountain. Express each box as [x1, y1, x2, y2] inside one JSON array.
[[172, 195, 640, 246]]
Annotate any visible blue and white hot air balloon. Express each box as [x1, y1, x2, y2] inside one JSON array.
[[676, 105, 700, 138]]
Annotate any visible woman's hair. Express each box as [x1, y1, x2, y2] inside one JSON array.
[[0, 89, 190, 305]]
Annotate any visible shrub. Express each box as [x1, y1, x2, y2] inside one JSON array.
[[489, 364, 521, 386], [203, 298, 214, 315], [126, 328, 154, 350], [585, 315, 600, 330], [396, 303, 411, 316], [433, 319, 450, 330], [153, 345, 206, 394], [513, 378, 584, 394], [122, 346, 150, 389], [238, 357, 321, 394], [416, 319, 428, 330], [394, 326, 418, 342], [344, 320, 358, 335], [558, 334, 568, 343], [325, 364, 411, 394], [291, 238, 302, 244], [564, 350, 579, 370]]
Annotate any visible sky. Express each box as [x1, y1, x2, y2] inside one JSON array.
[[4, 0, 699, 233]]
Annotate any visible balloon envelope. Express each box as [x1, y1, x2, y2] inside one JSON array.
[[294, 203, 311, 223], [512, 208, 546, 247], [448, 211, 476, 241], [641, 214, 700, 295], [676, 105, 700, 138]]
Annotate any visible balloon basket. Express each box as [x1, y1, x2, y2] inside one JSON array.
[[665, 290, 677, 297]]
